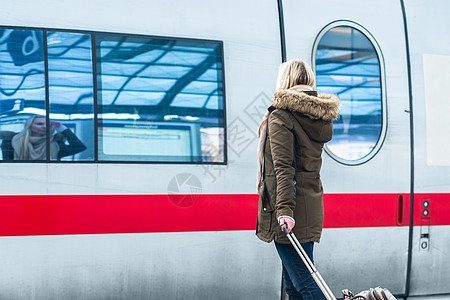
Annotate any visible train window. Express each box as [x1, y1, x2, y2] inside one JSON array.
[[313, 22, 386, 164], [95, 35, 225, 163], [0, 26, 225, 164], [0, 29, 46, 161], [47, 32, 93, 161]]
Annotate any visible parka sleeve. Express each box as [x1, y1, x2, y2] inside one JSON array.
[[57, 129, 87, 159], [268, 111, 296, 220]]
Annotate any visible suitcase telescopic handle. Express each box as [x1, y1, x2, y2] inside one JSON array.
[[281, 225, 337, 300]]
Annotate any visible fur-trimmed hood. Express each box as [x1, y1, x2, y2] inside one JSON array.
[[272, 88, 341, 121]]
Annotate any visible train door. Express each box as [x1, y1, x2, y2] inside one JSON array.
[[404, 0, 450, 296], [282, 0, 411, 296]]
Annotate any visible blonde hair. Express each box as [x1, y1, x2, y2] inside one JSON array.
[[16, 115, 50, 160], [275, 59, 315, 90], [258, 60, 316, 136]]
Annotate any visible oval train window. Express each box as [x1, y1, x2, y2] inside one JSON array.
[[313, 22, 386, 164]]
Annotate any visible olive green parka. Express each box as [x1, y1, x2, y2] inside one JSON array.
[[256, 87, 340, 244]]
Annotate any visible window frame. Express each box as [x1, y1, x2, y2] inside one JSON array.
[[312, 20, 387, 166], [0, 25, 227, 165]]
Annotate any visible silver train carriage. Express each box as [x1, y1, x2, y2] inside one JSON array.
[[0, 0, 449, 299]]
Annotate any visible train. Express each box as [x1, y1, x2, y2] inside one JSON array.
[[0, 0, 449, 299]]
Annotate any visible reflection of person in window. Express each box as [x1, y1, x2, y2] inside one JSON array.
[[11, 115, 86, 160], [0, 130, 16, 160]]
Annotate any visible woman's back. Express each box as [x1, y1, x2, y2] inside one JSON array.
[[256, 59, 341, 299], [257, 87, 340, 244]]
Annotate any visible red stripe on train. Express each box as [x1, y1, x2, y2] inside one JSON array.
[[0, 193, 448, 236]]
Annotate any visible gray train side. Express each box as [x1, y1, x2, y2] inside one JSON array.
[[0, 0, 449, 299]]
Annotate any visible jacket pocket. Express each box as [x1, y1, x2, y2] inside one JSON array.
[[257, 180, 275, 232]]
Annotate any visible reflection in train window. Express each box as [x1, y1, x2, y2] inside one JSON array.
[[95, 35, 225, 162], [0, 29, 46, 161], [47, 31, 93, 161], [0, 26, 225, 164], [314, 24, 385, 163]]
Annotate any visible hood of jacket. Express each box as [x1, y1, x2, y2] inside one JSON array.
[[271, 87, 341, 143]]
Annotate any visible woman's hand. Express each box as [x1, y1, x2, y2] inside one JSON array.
[[51, 121, 62, 130], [279, 216, 295, 233]]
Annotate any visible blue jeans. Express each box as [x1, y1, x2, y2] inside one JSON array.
[[275, 241, 326, 300]]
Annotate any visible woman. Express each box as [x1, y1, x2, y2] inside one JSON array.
[[256, 59, 340, 299], [11, 115, 86, 160]]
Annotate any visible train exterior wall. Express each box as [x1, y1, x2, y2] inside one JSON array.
[[283, 0, 412, 296], [0, 0, 284, 299], [405, 0, 450, 295], [0, 0, 449, 299]]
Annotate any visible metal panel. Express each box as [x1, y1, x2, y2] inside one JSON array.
[[404, 0, 450, 296], [282, 0, 411, 295], [0, 0, 281, 195], [0, 163, 48, 194], [283, 0, 411, 194], [0, 1, 283, 299], [316, 227, 409, 296], [404, 0, 450, 194], [410, 225, 450, 295], [422, 54, 450, 166], [0, 231, 281, 300]]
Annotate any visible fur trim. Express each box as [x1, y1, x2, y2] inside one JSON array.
[[272, 89, 341, 121]]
